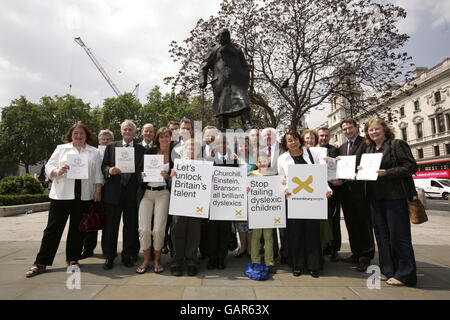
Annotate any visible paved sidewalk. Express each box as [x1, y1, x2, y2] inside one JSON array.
[[0, 208, 449, 300]]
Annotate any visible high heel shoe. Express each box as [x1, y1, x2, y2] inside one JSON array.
[[309, 270, 319, 278]]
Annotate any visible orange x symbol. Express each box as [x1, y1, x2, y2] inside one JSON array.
[[292, 176, 314, 194], [196, 207, 203, 213], [274, 218, 281, 224], [235, 210, 242, 216]]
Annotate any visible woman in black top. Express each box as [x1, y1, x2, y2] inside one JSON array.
[[363, 118, 418, 286]]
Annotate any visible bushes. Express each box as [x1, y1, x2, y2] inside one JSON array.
[[0, 174, 47, 205], [0, 194, 49, 206], [0, 174, 44, 195]]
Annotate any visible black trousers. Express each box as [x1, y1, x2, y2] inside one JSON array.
[[101, 191, 140, 261], [287, 219, 322, 271], [341, 197, 375, 264], [205, 220, 231, 260], [81, 231, 98, 252], [328, 195, 341, 252], [34, 199, 92, 265], [171, 216, 201, 267], [371, 199, 417, 286]]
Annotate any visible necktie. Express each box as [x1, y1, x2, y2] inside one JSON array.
[[348, 140, 354, 155], [121, 144, 131, 186], [268, 146, 272, 158]]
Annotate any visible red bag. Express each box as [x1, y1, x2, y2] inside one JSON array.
[[79, 202, 107, 232]]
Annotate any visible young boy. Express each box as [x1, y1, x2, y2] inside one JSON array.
[[248, 153, 277, 274]]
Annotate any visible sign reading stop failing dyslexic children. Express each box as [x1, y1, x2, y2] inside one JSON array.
[[169, 159, 213, 219], [210, 166, 247, 221], [248, 175, 286, 229]]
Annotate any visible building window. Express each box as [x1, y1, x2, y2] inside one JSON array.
[[446, 114, 450, 130], [414, 100, 420, 112], [416, 123, 423, 138], [418, 148, 424, 159], [434, 145, 440, 156], [431, 119, 437, 134], [446, 143, 450, 155], [435, 91, 441, 103], [400, 106, 405, 117], [438, 113, 446, 133], [401, 128, 407, 141]]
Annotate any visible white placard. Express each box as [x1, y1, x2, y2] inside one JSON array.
[[287, 164, 328, 220], [210, 166, 247, 221], [143, 155, 164, 183], [336, 155, 356, 179], [356, 153, 383, 181], [169, 159, 213, 219], [248, 175, 286, 228], [115, 147, 135, 173], [66, 154, 89, 179], [327, 157, 337, 181]]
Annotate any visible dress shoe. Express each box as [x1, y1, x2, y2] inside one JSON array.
[[171, 266, 182, 277], [268, 266, 277, 274], [103, 259, 114, 270], [122, 258, 134, 267], [330, 251, 339, 262], [293, 270, 302, 277], [309, 270, 319, 278], [187, 266, 198, 276], [354, 262, 369, 272], [80, 250, 93, 260], [207, 257, 217, 270], [341, 255, 358, 264]]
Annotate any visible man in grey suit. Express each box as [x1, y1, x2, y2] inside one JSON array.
[[101, 120, 146, 270]]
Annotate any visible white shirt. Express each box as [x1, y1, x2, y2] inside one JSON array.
[[46, 143, 104, 200], [141, 140, 153, 149]]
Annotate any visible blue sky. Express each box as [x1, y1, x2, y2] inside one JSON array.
[[0, 0, 448, 128]]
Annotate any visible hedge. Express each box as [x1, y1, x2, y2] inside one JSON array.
[[0, 174, 44, 195], [0, 194, 49, 206]]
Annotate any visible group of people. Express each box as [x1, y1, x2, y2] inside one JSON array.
[[25, 116, 418, 287]]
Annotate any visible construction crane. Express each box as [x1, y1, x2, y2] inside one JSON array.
[[74, 37, 139, 99]]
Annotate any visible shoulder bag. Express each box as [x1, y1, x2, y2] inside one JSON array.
[[390, 140, 428, 224]]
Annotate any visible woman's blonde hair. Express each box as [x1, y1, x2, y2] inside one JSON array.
[[364, 117, 395, 146]]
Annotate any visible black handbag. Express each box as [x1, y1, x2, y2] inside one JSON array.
[[79, 202, 107, 232]]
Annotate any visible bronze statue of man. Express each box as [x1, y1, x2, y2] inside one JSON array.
[[199, 28, 252, 131]]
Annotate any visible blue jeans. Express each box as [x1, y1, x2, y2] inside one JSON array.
[[370, 199, 417, 286]]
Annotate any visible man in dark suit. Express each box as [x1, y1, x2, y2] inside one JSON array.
[[318, 127, 342, 262], [101, 120, 146, 270], [338, 119, 375, 271]]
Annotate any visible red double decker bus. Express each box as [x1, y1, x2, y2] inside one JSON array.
[[414, 159, 450, 179]]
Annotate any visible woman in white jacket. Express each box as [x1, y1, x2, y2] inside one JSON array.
[[278, 131, 331, 278], [26, 122, 104, 277]]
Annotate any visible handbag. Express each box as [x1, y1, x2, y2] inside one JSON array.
[[390, 140, 428, 224], [79, 202, 107, 232], [245, 262, 269, 281]]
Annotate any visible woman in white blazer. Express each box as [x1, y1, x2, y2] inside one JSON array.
[[278, 131, 331, 278], [26, 123, 104, 277]]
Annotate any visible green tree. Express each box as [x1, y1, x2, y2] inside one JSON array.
[[40, 94, 99, 158], [101, 93, 142, 140], [0, 97, 47, 173]]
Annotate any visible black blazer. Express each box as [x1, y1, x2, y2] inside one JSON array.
[[137, 146, 174, 204], [101, 141, 146, 206], [365, 138, 418, 200], [338, 135, 366, 200]]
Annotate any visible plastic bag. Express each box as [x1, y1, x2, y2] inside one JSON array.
[[245, 262, 269, 281]]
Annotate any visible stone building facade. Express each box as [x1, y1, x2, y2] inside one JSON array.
[[322, 57, 450, 164]]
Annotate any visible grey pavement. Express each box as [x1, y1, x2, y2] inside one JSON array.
[[0, 206, 449, 300]]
